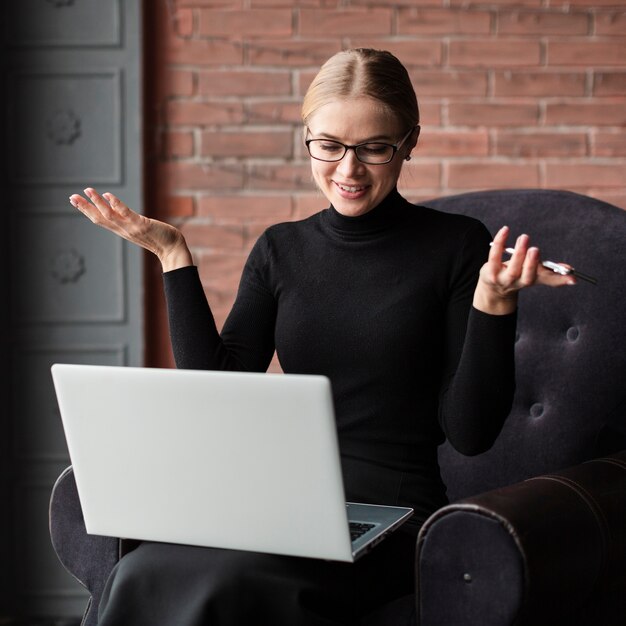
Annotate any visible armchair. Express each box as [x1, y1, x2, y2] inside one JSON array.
[[50, 189, 625, 626]]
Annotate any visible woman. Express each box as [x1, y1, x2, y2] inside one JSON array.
[[70, 49, 574, 626]]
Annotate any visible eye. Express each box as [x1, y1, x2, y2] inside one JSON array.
[[359, 143, 390, 156], [317, 141, 343, 153]]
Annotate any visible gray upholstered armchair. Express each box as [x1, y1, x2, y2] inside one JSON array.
[[50, 189, 626, 626]]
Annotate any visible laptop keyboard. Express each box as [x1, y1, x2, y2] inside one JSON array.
[[350, 521, 376, 542]]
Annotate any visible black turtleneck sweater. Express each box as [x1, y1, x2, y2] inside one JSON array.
[[163, 189, 516, 528]]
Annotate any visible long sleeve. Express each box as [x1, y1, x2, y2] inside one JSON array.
[[440, 308, 516, 455], [162, 235, 277, 372], [437, 222, 517, 456]]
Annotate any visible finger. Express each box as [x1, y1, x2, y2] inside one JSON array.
[[84, 187, 115, 219], [488, 225, 510, 264], [70, 191, 128, 238], [69, 193, 104, 222], [537, 262, 577, 287], [519, 246, 540, 286], [504, 234, 529, 280], [102, 192, 132, 219]]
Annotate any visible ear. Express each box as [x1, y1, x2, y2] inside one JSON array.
[[410, 125, 421, 148], [405, 125, 420, 160]]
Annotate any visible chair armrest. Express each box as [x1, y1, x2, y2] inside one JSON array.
[[49, 466, 132, 626], [416, 451, 626, 626]]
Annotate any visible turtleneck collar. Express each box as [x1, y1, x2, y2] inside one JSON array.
[[321, 188, 409, 239]]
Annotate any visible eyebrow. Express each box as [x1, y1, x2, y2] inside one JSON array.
[[313, 131, 395, 143]]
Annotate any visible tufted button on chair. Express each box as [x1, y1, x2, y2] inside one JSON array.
[[49, 189, 625, 626]]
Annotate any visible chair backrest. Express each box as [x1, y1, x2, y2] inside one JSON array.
[[423, 189, 626, 502]]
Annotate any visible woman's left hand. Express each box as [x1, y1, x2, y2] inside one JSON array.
[[473, 225, 575, 315]]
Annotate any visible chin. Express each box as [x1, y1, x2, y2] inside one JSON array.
[[331, 192, 376, 217]]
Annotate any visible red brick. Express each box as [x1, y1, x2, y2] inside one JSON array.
[[245, 223, 273, 246], [293, 193, 327, 219], [251, 0, 320, 5], [419, 102, 442, 126], [163, 196, 195, 218], [545, 101, 626, 126], [180, 222, 245, 249], [595, 12, 626, 36], [299, 9, 393, 36], [159, 162, 244, 191], [198, 70, 291, 96], [202, 130, 293, 158], [450, 0, 541, 5], [449, 40, 541, 67], [167, 101, 245, 125], [198, 254, 247, 292], [165, 37, 243, 65], [550, 0, 626, 7], [247, 40, 342, 66], [161, 70, 194, 98], [494, 71, 586, 97], [416, 130, 489, 157], [297, 70, 318, 96], [351, 0, 441, 5], [548, 40, 626, 66], [398, 161, 441, 188], [594, 72, 626, 96], [447, 162, 540, 189], [174, 8, 194, 36], [348, 39, 442, 67], [495, 132, 587, 157], [199, 9, 292, 37], [201, 284, 238, 306], [248, 100, 303, 124], [247, 164, 315, 190], [198, 195, 293, 222], [448, 103, 539, 126], [163, 131, 195, 158], [545, 163, 626, 188], [398, 8, 490, 35], [176, 0, 244, 6], [498, 11, 589, 35], [409, 70, 489, 97], [592, 132, 626, 156]]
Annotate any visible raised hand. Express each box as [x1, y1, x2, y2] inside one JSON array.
[[473, 225, 575, 315], [69, 188, 193, 271]]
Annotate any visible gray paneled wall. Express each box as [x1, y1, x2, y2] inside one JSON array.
[[2, 0, 143, 619]]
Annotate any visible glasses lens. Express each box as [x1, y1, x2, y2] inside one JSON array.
[[307, 140, 345, 162], [355, 143, 394, 164], [307, 140, 395, 164]]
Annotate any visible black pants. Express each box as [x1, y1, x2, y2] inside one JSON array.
[[98, 528, 417, 626]]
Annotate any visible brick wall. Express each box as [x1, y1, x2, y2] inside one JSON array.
[[144, 0, 626, 367]]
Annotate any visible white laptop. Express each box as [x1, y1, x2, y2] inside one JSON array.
[[51, 363, 413, 563]]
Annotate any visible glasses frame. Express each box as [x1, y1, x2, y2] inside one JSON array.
[[305, 126, 418, 165]]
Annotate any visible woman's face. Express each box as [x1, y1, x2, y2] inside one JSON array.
[[306, 97, 416, 218]]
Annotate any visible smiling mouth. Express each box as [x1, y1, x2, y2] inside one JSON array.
[[335, 182, 368, 193]]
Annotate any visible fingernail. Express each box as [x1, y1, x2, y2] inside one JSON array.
[[84, 188, 92, 197], [69, 196, 76, 207]]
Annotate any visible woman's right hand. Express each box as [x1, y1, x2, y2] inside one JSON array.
[[70, 187, 193, 272]]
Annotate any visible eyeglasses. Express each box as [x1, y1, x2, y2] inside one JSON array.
[[305, 126, 417, 165]]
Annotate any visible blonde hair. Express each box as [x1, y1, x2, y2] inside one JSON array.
[[301, 48, 419, 130]]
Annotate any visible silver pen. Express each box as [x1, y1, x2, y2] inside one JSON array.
[[490, 244, 597, 285]]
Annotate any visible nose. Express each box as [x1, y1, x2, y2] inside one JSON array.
[[336, 148, 365, 177]]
